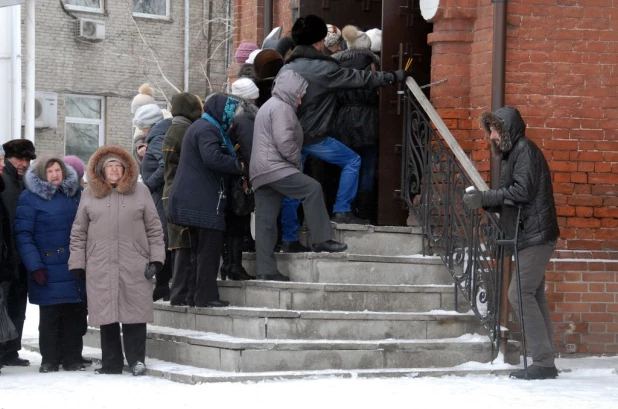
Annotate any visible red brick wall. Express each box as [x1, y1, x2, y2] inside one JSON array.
[[546, 252, 618, 354], [431, 0, 618, 252]]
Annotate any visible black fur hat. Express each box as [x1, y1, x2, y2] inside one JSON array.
[[3, 139, 36, 160], [171, 92, 203, 122], [291, 15, 328, 46]]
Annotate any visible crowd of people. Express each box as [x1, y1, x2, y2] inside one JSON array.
[[0, 14, 562, 380]]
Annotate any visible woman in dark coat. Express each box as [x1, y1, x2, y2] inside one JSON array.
[[14, 155, 84, 373], [167, 93, 245, 308], [140, 115, 173, 302], [162, 92, 203, 306], [332, 43, 381, 221]]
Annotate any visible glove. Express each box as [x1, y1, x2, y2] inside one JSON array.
[[144, 261, 163, 280], [70, 268, 86, 281], [393, 68, 413, 83], [32, 268, 47, 286], [463, 189, 484, 210]]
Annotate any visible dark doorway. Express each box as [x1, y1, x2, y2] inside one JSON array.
[[297, 0, 433, 226]]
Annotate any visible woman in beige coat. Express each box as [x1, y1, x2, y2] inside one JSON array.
[[69, 145, 165, 376]]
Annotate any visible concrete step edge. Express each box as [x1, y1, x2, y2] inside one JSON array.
[[217, 280, 454, 293], [23, 342, 519, 385], [241, 252, 443, 265], [154, 303, 475, 321]]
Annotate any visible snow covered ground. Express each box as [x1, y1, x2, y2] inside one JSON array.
[[1, 305, 617, 409]]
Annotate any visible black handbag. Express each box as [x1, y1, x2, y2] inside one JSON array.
[[230, 175, 255, 216]]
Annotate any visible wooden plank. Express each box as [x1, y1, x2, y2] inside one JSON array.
[[405, 77, 489, 192]]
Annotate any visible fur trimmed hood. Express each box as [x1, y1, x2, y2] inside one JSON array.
[[87, 145, 139, 199], [24, 157, 79, 200], [480, 106, 526, 154]]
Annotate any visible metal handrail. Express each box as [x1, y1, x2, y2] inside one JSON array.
[[401, 77, 506, 350]]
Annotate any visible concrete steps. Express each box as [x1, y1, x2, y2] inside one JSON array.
[[217, 280, 463, 312], [152, 303, 484, 341], [84, 326, 518, 373], [240, 253, 455, 285]]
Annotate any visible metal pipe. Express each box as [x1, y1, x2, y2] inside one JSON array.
[[184, 0, 190, 91], [24, 0, 35, 143], [11, 5, 21, 143], [490, 0, 507, 189], [264, 0, 272, 40]]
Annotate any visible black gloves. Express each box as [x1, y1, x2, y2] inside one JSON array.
[[144, 261, 163, 280], [393, 68, 413, 83], [70, 268, 86, 281], [463, 189, 484, 210]]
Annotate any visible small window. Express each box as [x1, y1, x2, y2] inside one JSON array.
[[132, 0, 170, 19], [65, 0, 104, 14], [64, 95, 105, 166]]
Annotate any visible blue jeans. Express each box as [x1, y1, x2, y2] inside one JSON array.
[[281, 137, 360, 242]]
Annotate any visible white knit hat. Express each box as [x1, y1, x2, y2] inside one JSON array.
[[245, 49, 262, 64], [231, 78, 259, 100], [133, 103, 164, 128], [342, 25, 371, 50], [131, 83, 156, 114], [324, 24, 341, 48], [366, 28, 382, 52]]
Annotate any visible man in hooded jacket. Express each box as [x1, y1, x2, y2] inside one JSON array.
[[463, 106, 560, 380]]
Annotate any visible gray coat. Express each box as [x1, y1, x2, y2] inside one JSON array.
[[250, 71, 308, 191], [69, 145, 165, 326]]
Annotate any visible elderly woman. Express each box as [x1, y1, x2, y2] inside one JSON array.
[[69, 146, 165, 376], [14, 155, 84, 373], [167, 93, 246, 308]]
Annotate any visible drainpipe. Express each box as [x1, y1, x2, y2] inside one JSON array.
[[184, 0, 189, 91], [264, 0, 272, 41], [490, 0, 507, 189], [11, 5, 21, 143], [24, 0, 35, 143]]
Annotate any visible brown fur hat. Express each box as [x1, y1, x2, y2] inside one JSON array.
[[87, 145, 138, 199]]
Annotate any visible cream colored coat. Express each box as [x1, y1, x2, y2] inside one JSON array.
[[69, 146, 165, 326]]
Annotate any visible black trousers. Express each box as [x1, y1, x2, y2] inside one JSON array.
[[39, 303, 86, 366], [169, 248, 195, 305], [155, 250, 173, 288], [0, 263, 27, 362], [99, 322, 146, 370], [190, 227, 224, 306]]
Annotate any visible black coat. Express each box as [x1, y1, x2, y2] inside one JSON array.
[[280, 45, 399, 146], [332, 49, 380, 149], [142, 118, 172, 245], [167, 95, 243, 231], [480, 107, 560, 250], [0, 179, 15, 283], [1, 160, 25, 264]]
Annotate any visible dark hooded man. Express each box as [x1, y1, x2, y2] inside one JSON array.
[[463, 106, 560, 380]]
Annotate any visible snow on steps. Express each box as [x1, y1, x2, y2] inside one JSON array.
[[23, 342, 518, 384], [83, 326, 520, 373], [152, 303, 484, 341]]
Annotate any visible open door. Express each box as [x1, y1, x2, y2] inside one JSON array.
[[378, 0, 432, 225]]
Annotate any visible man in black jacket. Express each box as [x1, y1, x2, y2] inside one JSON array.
[[0, 139, 36, 367], [278, 15, 410, 251], [463, 106, 560, 380]]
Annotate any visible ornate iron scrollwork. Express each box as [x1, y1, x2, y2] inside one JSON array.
[[401, 89, 506, 348]]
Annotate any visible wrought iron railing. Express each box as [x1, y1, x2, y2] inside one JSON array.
[[401, 78, 506, 349]]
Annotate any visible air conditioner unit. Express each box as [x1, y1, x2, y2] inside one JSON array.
[[75, 18, 105, 42], [21, 91, 58, 129]]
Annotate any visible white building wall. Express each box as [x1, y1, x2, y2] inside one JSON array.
[[23, 0, 230, 159]]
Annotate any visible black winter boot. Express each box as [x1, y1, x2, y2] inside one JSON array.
[[227, 237, 255, 281], [509, 365, 558, 380], [220, 237, 231, 280]]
